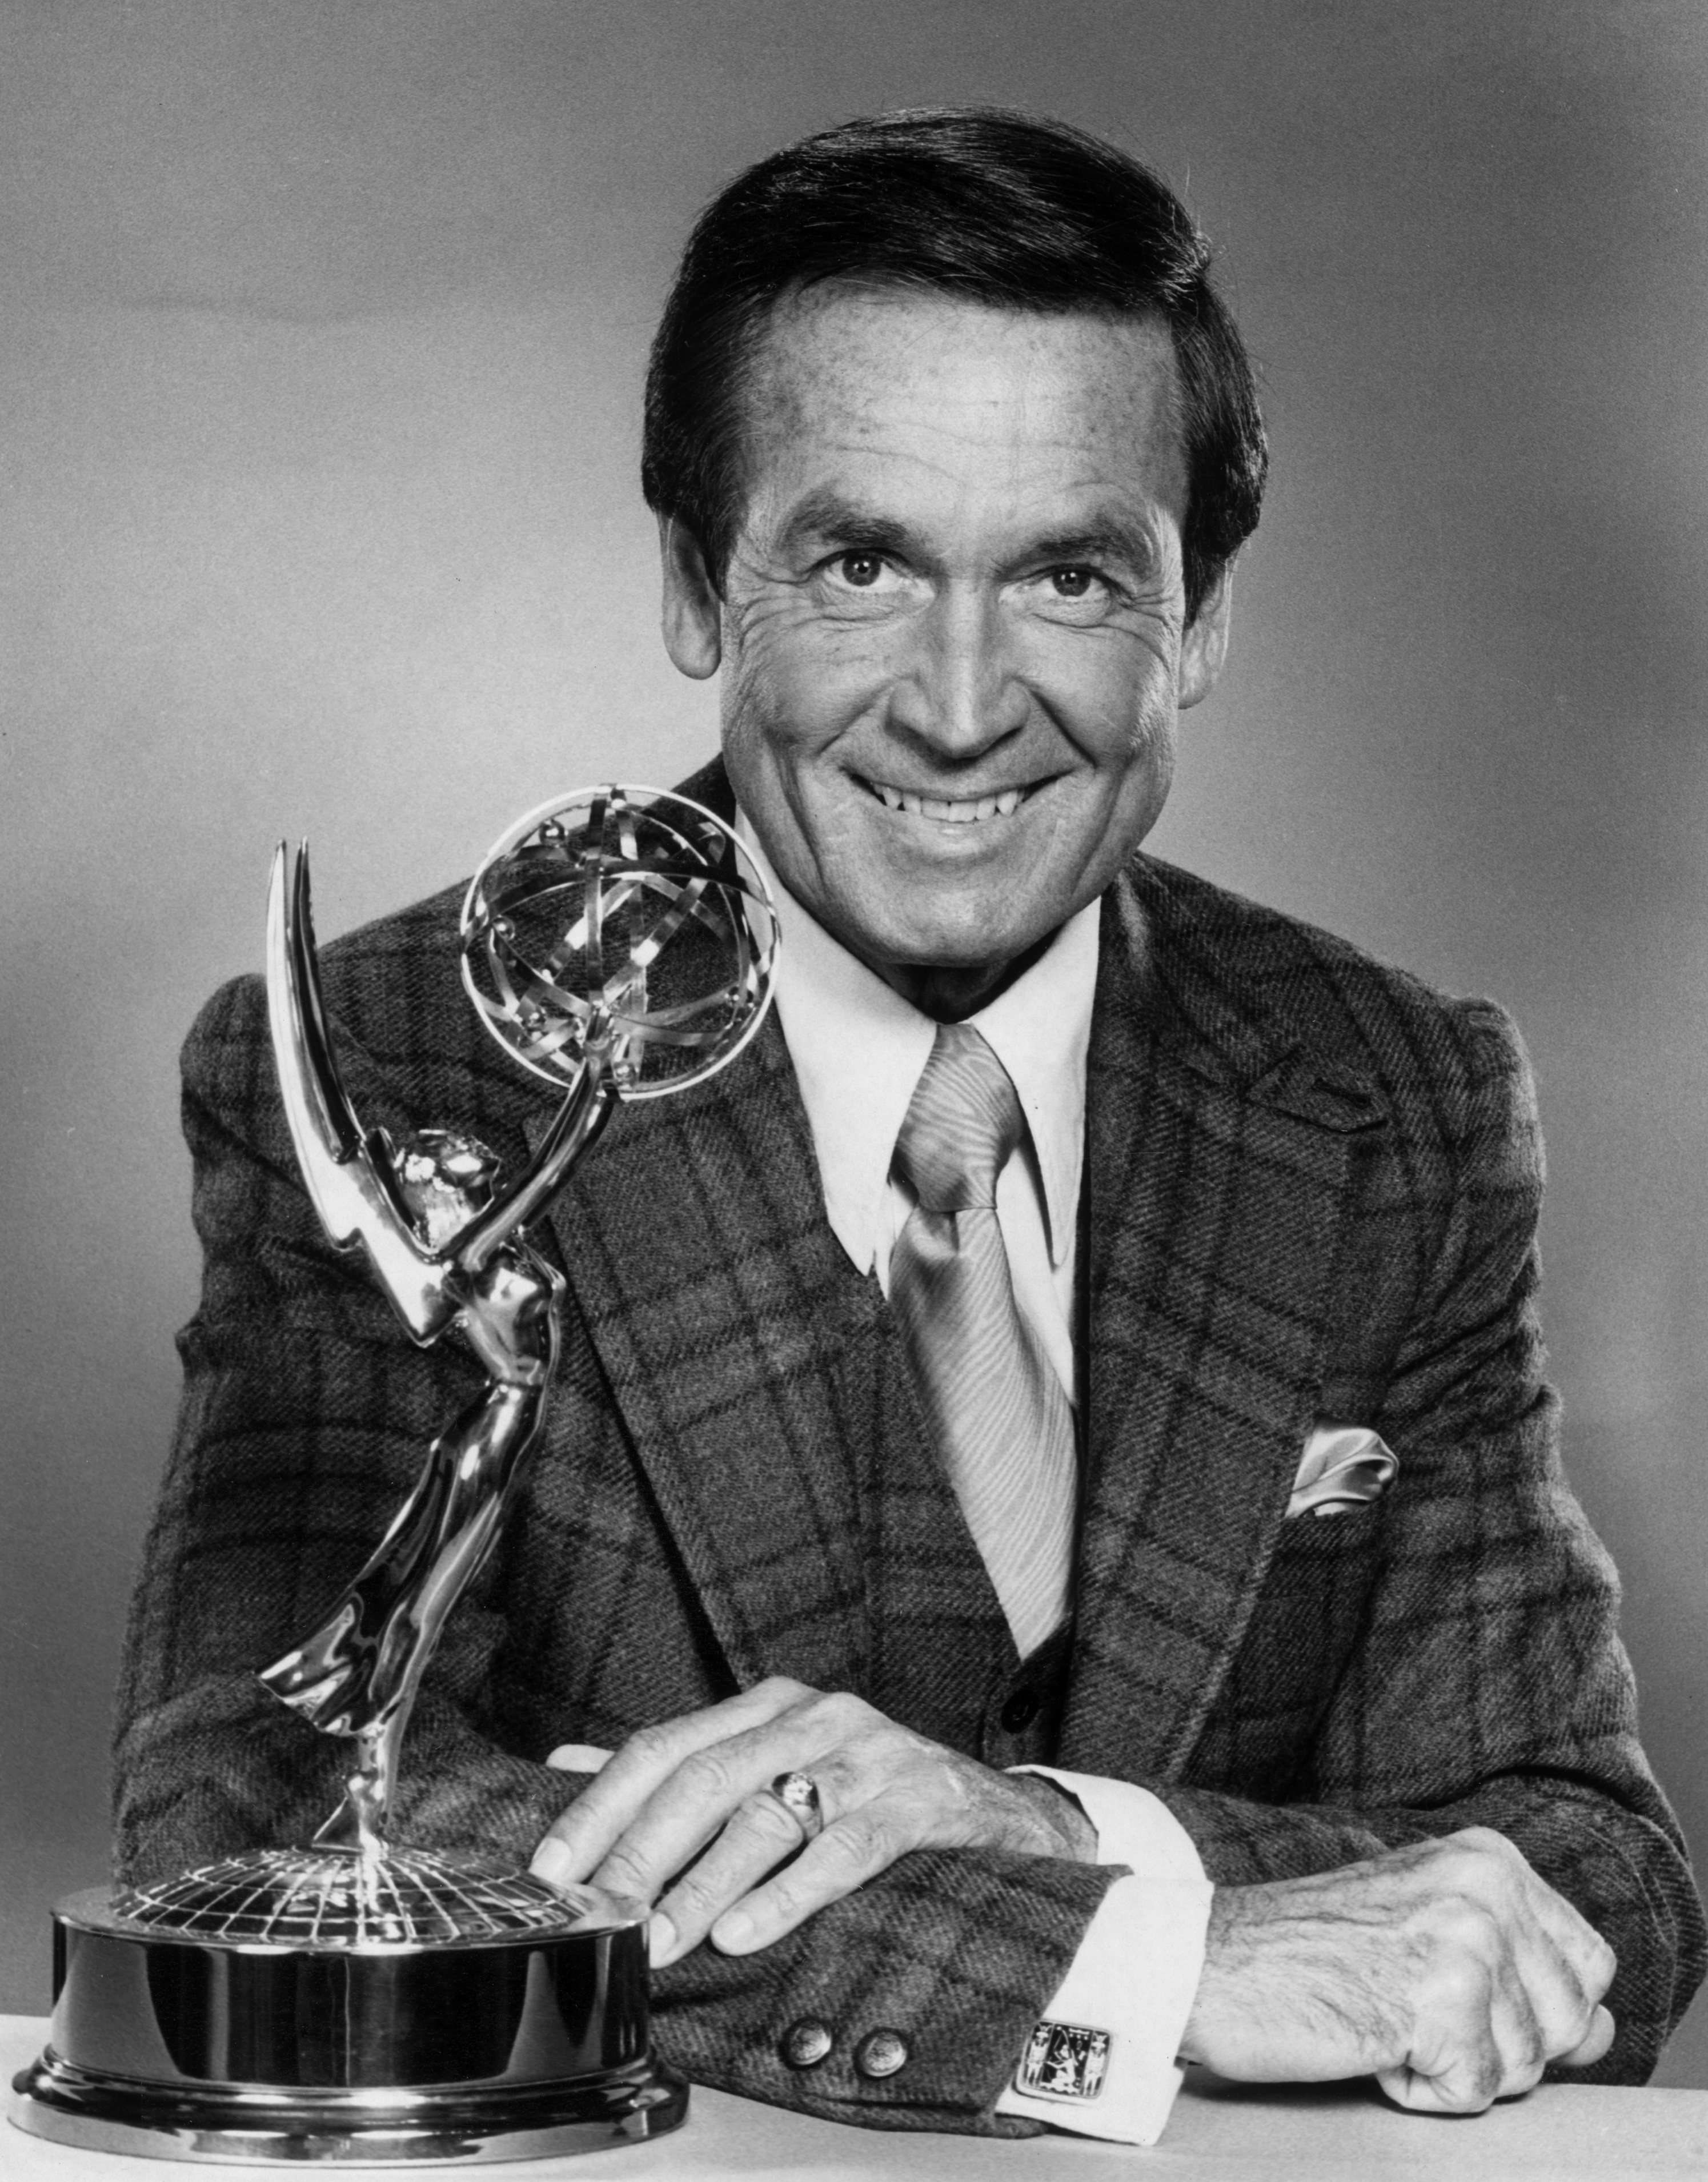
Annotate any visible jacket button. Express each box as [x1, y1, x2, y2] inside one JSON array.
[[780, 2018, 833, 2069], [855, 2028, 909, 2079], [1000, 1687, 1040, 1733]]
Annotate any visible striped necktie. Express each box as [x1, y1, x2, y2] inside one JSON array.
[[888, 1022, 1077, 1659]]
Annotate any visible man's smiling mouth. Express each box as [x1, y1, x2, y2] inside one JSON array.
[[860, 776, 1035, 824]]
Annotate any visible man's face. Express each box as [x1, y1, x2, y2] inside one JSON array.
[[660, 284, 1230, 1005]]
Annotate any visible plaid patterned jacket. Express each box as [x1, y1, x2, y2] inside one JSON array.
[[115, 762, 1705, 2133]]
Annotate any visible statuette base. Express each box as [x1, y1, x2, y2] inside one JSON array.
[[10, 1869, 688, 2165]]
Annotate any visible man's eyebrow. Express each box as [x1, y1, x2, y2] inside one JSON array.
[[1025, 523, 1157, 569], [776, 490, 914, 554]]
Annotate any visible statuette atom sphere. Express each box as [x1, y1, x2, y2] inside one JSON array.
[[460, 784, 779, 1098]]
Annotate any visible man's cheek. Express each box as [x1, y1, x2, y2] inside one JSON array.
[[742, 589, 908, 691]]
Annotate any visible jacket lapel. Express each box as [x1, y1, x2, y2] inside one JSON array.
[[532, 1011, 892, 1699], [1059, 871, 1386, 1781]]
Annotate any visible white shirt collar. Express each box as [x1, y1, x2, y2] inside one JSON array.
[[737, 814, 1100, 1276]]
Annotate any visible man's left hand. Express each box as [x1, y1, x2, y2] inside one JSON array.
[[530, 1676, 1096, 1967]]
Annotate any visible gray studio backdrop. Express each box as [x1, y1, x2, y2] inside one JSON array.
[[3, 0, 1705, 2080]]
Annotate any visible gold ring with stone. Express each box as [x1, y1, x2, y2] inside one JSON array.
[[767, 1771, 825, 1840]]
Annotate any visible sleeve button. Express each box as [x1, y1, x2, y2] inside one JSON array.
[[780, 2018, 833, 2069], [855, 2028, 909, 2079], [1000, 1687, 1040, 1732]]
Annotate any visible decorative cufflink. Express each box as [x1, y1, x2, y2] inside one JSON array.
[[1016, 2020, 1111, 2101]]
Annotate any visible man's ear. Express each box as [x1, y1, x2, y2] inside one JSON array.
[[659, 516, 722, 680], [1177, 561, 1234, 710]]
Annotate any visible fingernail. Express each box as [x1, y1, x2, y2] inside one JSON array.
[[544, 1742, 613, 1774], [712, 1908, 754, 1954], [530, 1839, 575, 1890], [648, 1912, 677, 1966]]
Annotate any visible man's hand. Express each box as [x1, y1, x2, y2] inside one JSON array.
[[1181, 1827, 1617, 2112], [530, 1676, 1096, 1966]]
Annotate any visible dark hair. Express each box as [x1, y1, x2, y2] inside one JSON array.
[[642, 107, 1266, 621]]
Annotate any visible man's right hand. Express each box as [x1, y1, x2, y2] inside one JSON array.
[[1180, 1827, 1617, 2112]]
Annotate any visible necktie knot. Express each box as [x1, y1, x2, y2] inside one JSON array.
[[892, 1022, 1024, 1213]]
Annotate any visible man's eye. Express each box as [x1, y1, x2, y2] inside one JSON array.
[[816, 549, 913, 609], [836, 552, 886, 588], [1050, 567, 1101, 599]]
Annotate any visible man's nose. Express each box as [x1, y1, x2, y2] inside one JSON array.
[[884, 587, 1029, 759]]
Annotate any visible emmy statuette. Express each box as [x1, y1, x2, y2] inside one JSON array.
[[13, 786, 779, 2164]]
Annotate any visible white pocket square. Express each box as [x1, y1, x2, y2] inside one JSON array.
[[1288, 1424, 1398, 1519]]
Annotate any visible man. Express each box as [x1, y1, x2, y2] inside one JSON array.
[[115, 109, 1704, 2144]]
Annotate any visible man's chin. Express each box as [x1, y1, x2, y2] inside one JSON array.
[[821, 894, 1064, 988]]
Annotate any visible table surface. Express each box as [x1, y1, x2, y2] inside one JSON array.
[[8, 2015, 1708, 2179]]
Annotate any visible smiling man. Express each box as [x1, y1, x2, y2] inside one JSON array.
[[669, 286, 1216, 1020], [117, 110, 1703, 2144]]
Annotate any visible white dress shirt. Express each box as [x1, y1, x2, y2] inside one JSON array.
[[740, 817, 1212, 2146]]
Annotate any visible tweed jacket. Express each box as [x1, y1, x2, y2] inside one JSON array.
[[115, 763, 1705, 2134]]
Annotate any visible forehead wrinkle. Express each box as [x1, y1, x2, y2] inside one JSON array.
[[735, 291, 1190, 555], [748, 297, 1156, 448]]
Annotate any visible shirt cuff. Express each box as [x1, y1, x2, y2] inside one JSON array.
[[994, 1767, 1212, 2145]]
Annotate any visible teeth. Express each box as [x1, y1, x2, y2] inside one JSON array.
[[867, 779, 1028, 822]]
